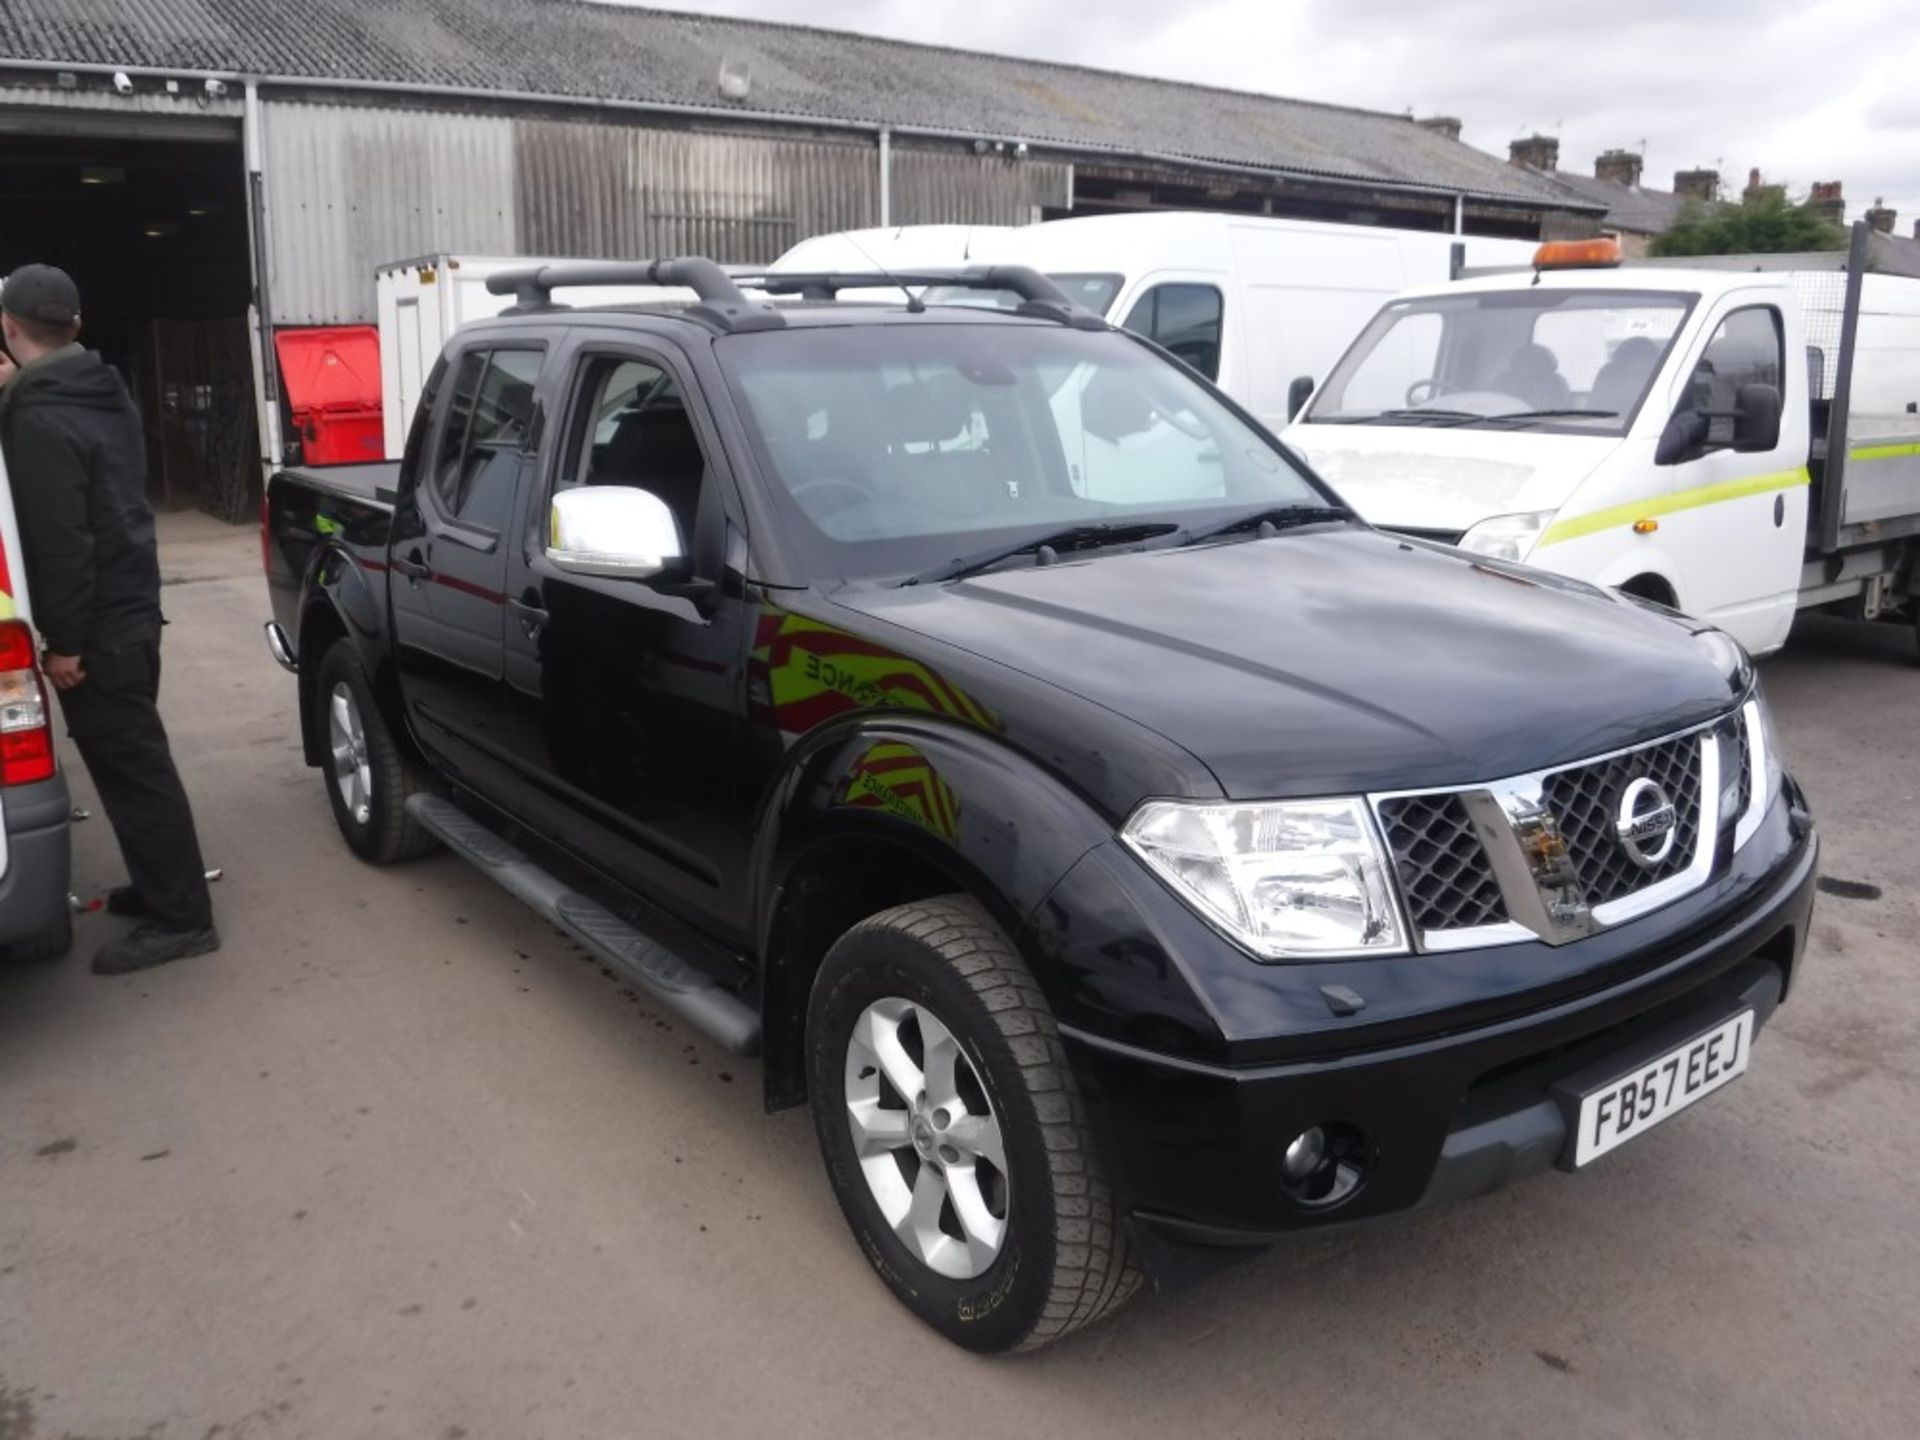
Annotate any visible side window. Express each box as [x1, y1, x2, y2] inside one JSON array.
[[1120, 284, 1225, 381], [559, 355, 708, 549], [429, 346, 543, 532], [1690, 307, 1784, 446], [431, 349, 488, 516]]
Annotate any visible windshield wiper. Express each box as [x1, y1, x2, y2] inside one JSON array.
[[1474, 408, 1619, 427], [1178, 502, 1353, 547], [1314, 408, 1482, 426], [901, 521, 1182, 586]]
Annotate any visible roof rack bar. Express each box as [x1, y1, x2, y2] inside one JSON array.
[[484, 258, 786, 332], [745, 265, 1110, 329]]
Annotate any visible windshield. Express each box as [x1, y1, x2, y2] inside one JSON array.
[[719, 322, 1330, 580], [918, 273, 1124, 316], [1305, 288, 1696, 435]]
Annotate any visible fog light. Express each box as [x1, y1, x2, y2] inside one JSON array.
[[1279, 1120, 1373, 1209], [1282, 1126, 1326, 1183]]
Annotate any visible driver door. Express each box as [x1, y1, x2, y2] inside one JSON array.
[[1651, 299, 1805, 651]]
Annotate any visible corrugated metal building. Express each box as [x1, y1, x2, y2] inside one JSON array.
[[0, 0, 1598, 503]]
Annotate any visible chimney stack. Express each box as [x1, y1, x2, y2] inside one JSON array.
[[1416, 115, 1463, 142], [1509, 134, 1559, 172], [1594, 149, 1643, 187], [1673, 168, 1720, 204], [1866, 198, 1897, 234], [1809, 182, 1845, 225]]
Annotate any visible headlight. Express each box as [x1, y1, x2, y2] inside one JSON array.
[[1731, 683, 1786, 851], [1121, 798, 1407, 959], [1458, 510, 1555, 564]]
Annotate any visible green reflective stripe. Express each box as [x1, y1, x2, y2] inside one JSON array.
[[1537, 467, 1810, 548], [1850, 442, 1920, 461]]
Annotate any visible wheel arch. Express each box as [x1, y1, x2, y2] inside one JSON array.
[[295, 552, 416, 771], [752, 716, 1113, 1112], [1615, 570, 1681, 609]]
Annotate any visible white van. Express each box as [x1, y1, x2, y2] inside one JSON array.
[[772, 213, 1539, 429], [1283, 233, 1920, 656]]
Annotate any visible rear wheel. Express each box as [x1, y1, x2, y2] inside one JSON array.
[[807, 895, 1139, 1352], [313, 640, 436, 864]]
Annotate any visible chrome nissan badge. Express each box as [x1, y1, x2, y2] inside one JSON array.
[[1614, 777, 1678, 868]]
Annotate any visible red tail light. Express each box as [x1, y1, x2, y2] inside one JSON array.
[[0, 620, 56, 786]]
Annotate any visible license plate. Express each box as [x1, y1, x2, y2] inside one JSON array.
[[1571, 1010, 1754, 1167]]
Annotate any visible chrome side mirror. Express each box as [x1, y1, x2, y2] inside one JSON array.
[[547, 486, 684, 580]]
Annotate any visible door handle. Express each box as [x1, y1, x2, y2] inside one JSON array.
[[393, 548, 432, 582], [507, 596, 548, 639]]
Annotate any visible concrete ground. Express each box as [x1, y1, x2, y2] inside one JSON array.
[[1, 513, 1916, 1440]]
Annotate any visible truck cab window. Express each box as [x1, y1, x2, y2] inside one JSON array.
[[430, 346, 543, 533], [1689, 307, 1784, 447], [1120, 284, 1224, 381], [562, 356, 709, 555]]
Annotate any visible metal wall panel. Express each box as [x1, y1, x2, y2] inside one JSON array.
[[888, 147, 1071, 227], [256, 100, 1074, 324], [0, 80, 244, 140], [513, 120, 877, 267], [260, 98, 515, 323]]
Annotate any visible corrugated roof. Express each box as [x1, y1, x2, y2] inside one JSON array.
[[1542, 170, 1699, 235], [0, 0, 1595, 210]]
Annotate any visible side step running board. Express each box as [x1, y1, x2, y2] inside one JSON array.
[[406, 794, 761, 1056]]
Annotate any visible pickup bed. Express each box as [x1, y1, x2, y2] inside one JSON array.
[[263, 258, 1818, 1352]]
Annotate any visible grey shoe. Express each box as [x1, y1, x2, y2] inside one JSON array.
[[92, 924, 220, 976]]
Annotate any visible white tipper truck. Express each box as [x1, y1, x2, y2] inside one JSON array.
[[1283, 226, 1920, 657]]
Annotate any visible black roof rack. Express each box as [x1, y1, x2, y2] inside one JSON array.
[[747, 266, 1110, 330], [484, 258, 1111, 334], [484, 258, 787, 333]]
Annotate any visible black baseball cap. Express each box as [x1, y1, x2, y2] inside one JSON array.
[[1, 265, 82, 327]]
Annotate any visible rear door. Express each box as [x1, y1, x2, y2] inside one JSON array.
[[389, 338, 547, 804]]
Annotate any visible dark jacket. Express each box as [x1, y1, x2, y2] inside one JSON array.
[[0, 347, 161, 656]]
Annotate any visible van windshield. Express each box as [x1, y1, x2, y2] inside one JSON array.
[[718, 320, 1330, 580], [1305, 288, 1695, 435]]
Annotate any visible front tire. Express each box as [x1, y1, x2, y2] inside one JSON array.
[[807, 895, 1140, 1352], [313, 640, 436, 864]]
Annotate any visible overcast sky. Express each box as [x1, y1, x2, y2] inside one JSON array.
[[652, 0, 1920, 228]]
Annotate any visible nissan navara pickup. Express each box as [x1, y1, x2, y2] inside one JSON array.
[[262, 260, 1818, 1353]]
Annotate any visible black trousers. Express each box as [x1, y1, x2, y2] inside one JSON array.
[[56, 637, 212, 933]]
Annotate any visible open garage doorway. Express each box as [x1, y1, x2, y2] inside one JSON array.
[[0, 118, 259, 520]]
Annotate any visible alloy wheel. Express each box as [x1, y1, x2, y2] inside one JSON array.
[[328, 680, 374, 827], [844, 996, 1010, 1280]]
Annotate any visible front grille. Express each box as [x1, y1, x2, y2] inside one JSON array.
[[1377, 793, 1507, 932], [1540, 734, 1703, 906], [1728, 713, 1752, 819]]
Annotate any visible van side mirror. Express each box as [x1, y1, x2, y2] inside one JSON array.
[[1654, 407, 1710, 466], [547, 486, 685, 580], [1732, 383, 1782, 453], [1287, 375, 1315, 421]]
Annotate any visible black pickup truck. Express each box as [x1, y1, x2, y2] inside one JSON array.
[[263, 260, 1818, 1352]]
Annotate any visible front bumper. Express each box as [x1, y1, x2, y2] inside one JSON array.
[[1035, 785, 1817, 1258]]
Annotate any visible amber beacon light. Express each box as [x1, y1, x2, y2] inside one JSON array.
[[1533, 236, 1624, 270]]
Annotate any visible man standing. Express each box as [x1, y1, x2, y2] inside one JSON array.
[[0, 265, 217, 974]]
